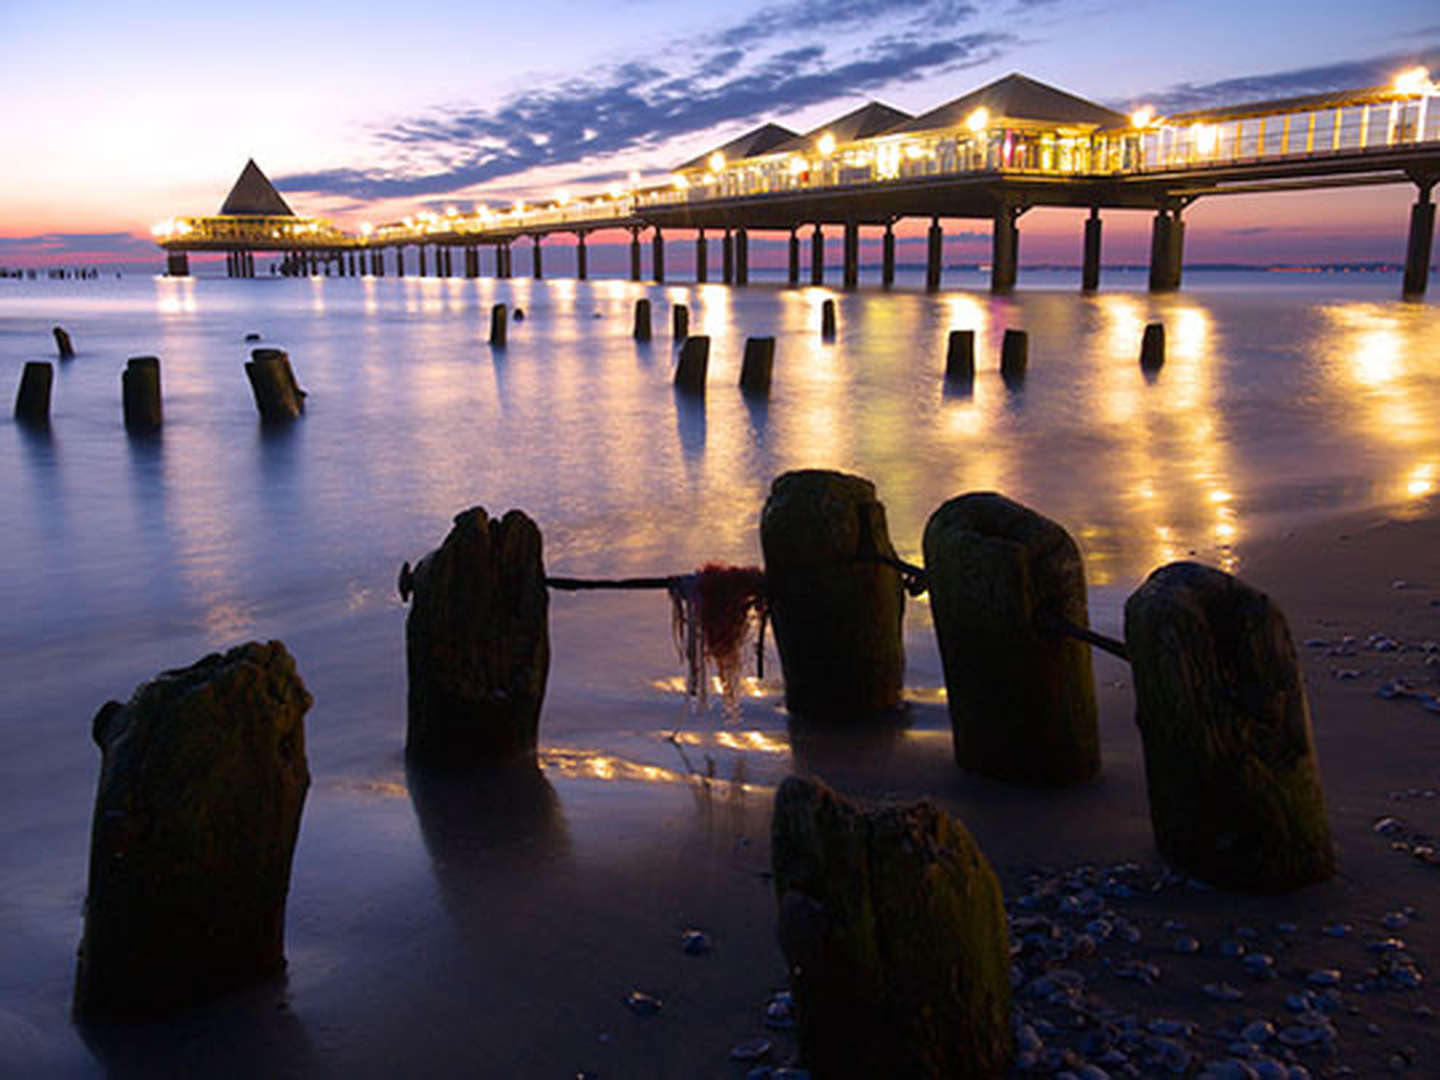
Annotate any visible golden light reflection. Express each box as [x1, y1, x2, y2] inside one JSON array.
[[671, 729, 789, 754], [153, 275, 197, 315], [537, 748, 772, 794]]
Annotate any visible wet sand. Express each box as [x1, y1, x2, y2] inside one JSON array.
[[6, 500, 1440, 1078]]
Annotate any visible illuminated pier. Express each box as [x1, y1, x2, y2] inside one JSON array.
[[154, 70, 1440, 297]]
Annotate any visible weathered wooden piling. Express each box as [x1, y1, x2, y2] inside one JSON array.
[[74, 641, 311, 1019], [1140, 322, 1165, 371], [402, 507, 550, 768], [632, 297, 652, 342], [490, 303, 508, 346], [923, 493, 1099, 786], [674, 334, 709, 393], [121, 356, 162, 432], [14, 361, 53, 425], [760, 470, 904, 719], [1000, 329, 1027, 383], [945, 329, 976, 384], [672, 303, 689, 340], [244, 348, 305, 421], [771, 777, 1012, 1079], [53, 326, 75, 359], [820, 299, 837, 340], [1124, 562, 1334, 892], [739, 336, 775, 393]]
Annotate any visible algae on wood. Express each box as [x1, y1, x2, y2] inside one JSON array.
[[771, 777, 1012, 1079], [760, 470, 904, 720], [923, 492, 1098, 786], [403, 507, 550, 767], [74, 641, 312, 1019], [1124, 561, 1334, 892]]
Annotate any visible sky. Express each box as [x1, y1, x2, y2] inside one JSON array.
[[1, 0, 1438, 268]]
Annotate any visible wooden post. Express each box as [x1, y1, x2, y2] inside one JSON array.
[[672, 303, 689, 340], [674, 335, 709, 392], [1402, 184, 1435, 300], [739, 336, 775, 393], [722, 228, 734, 285], [788, 227, 800, 286], [945, 330, 975, 385], [632, 298, 652, 342], [882, 222, 896, 288], [843, 221, 859, 290], [629, 229, 641, 282], [53, 326, 75, 359], [810, 224, 824, 286], [821, 299, 837, 340], [926, 218, 943, 292], [760, 470, 905, 718], [576, 233, 588, 280], [402, 507, 549, 767], [923, 493, 1099, 786], [1125, 562, 1335, 891], [1140, 323, 1165, 371], [991, 209, 1018, 295], [244, 348, 305, 422], [490, 303, 508, 347], [1000, 329, 1027, 385], [1082, 207, 1102, 293], [74, 641, 311, 1019], [771, 777, 1012, 1079], [122, 356, 162, 432], [531, 236, 542, 279], [735, 227, 748, 285], [695, 229, 708, 283], [651, 228, 664, 283], [14, 361, 53, 425]]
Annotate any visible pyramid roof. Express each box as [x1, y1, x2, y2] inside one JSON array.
[[774, 101, 912, 154], [674, 123, 799, 173], [218, 159, 295, 216], [892, 73, 1127, 134]]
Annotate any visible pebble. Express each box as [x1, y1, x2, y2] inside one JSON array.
[[764, 994, 795, 1030], [1219, 939, 1248, 958], [1243, 953, 1276, 979], [625, 989, 662, 1015], [729, 1038, 771, 1062], [1205, 982, 1245, 1001], [1382, 911, 1410, 930], [1306, 968, 1342, 987], [1173, 935, 1202, 955], [1242, 1020, 1277, 1043], [1235, 926, 1260, 940], [1321, 923, 1352, 938]]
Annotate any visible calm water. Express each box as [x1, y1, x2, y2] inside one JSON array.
[[2, 268, 1437, 1073]]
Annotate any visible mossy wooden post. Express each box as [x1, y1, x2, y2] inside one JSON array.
[[14, 361, 53, 425], [53, 325, 75, 359], [632, 297, 652, 341], [1124, 562, 1334, 892], [672, 303, 689, 340], [1000, 329, 1027, 384], [1140, 322, 1165, 371], [760, 470, 904, 719], [739, 336, 775, 393], [244, 348, 305, 421], [122, 355, 162, 432], [820, 299, 837, 340], [771, 777, 1012, 1079], [923, 492, 1098, 786], [74, 641, 312, 1020], [402, 507, 550, 767], [489, 303, 507, 346], [945, 329, 975, 384], [674, 334, 709, 393]]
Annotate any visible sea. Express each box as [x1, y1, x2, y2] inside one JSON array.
[[2, 266, 1437, 1074]]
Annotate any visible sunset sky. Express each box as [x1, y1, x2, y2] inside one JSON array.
[[2, 0, 1438, 269]]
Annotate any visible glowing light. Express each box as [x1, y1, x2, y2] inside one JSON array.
[[817, 131, 837, 156], [150, 220, 172, 237], [707, 151, 726, 173], [904, 143, 926, 160], [444, 204, 458, 217], [513, 200, 525, 213], [556, 189, 571, 205], [628, 170, 641, 188], [359, 222, 374, 237], [1406, 463, 1437, 498], [1393, 66, 1434, 96], [965, 107, 989, 133], [1131, 105, 1157, 128], [672, 175, 690, 190], [788, 156, 808, 176], [606, 184, 622, 200], [1193, 122, 1218, 154]]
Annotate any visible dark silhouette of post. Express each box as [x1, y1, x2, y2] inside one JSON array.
[[1403, 180, 1435, 300], [1082, 208, 1102, 293], [926, 217, 943, 292], [811, 224, 824, 285], [882, 221, 896, 288]]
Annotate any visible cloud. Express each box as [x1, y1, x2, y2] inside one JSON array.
[[0, 232, 154, 260], [1135, 46, 1440, 113], [278, 0, 1011, 202]]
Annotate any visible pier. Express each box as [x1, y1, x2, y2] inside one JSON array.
[[153, 70, 1440, 297]]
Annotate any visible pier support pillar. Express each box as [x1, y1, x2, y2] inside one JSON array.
[[991, 209, 1019, 295], [421, 246, 431, 277], [843, 221, 859, 290], [926, 218, 943, 292], [1082, 208, 1102, 293], [1148, 209, 1185, 293], [651, 228, 663, 283], [696, 229, 708, 283], [1403, 181, 1435, 300], [464, 247, 477, 279], [722, 228, 734, 284], [396, 247, 406, 277], [811, 224, 824, 286], [735, 227, 748, 285], [373, 252, 383, 277], [530, 236, 542, 279], [576, 233, 588, 281], [629, 229, 642, 282], [165, 252, 188, 277], [788, 228, 800, 285], [882, 222, 896, 288]]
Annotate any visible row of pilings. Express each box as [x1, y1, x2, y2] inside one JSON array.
[[70, 470, 1334, 1080]]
